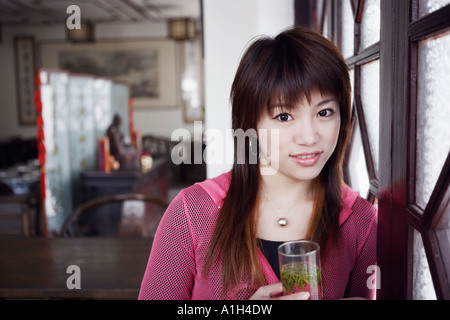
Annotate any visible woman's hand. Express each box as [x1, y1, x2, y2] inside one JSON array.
[[249, 282, 310, 300]]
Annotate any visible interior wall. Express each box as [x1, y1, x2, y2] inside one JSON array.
[[0, 20, 194, 140], [202, 0, 294, 178]]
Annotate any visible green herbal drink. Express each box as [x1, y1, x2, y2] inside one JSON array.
[[280, 262, 322, 299], [278, 240, 323, 299]]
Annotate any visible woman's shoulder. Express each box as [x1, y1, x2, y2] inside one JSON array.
[[339, 185, 377, 227], [338, 185, 378, 259], [166, 171, 231, 227], [191, 170, 231, 207], [173, 170, 230, 201]]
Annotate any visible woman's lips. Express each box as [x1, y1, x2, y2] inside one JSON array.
[[290, 151, 323, 166]]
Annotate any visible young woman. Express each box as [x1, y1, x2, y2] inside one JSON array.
[[138, 26, 377, 300]]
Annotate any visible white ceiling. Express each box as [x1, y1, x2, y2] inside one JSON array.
[[0, 0, 201, 25]]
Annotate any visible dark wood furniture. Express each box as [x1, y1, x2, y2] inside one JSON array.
[[141, 135, 206, 185], [80, 157, 169, 202], [0, 191, 40, 237], [0, 237, 153, 299]]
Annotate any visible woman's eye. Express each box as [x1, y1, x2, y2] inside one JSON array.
[[318, 109, 334, 118], [275, 113, 292, 122]]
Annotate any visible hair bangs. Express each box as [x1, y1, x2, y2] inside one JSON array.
[[257, 35, 346, 117]]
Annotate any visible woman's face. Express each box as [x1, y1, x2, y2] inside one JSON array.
[[256, 91, 341, 182]]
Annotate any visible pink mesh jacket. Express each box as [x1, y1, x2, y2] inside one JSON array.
[[138, 171, 377, 300]]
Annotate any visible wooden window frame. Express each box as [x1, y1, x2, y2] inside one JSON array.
[[380, 0, 450, 299], [406, 2, 450, 300]]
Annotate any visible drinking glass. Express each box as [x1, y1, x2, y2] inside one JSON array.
[[278, 240, 323, 300]]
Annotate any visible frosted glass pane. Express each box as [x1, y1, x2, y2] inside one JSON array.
[[419, 0, 450, 17], [341, 0, 354, 58], [360, 59, 380, 176], [349, 68, 354, 107], [348, 117, 370, 197], [416, 32, 450, 210], [413, 229, 437, 300], [360, 0, 380, 50]]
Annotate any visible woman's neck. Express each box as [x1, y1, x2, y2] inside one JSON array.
[[259, 174, 313, 203]]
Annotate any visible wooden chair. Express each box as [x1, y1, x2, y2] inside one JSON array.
[[59, 193, 169, 237], [0, 191, 40, 237]]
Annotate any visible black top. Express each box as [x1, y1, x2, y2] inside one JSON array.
[[257, 239, 285, 280]]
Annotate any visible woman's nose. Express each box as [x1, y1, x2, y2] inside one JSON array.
[[294, 119, 318, 146]]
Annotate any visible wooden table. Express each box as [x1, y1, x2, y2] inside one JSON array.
[[0, 237, 153, 299]]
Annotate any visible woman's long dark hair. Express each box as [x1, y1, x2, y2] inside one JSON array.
[[203, 26, 351, 298]]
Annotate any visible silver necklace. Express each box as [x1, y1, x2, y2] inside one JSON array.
[[261, 185, 309, 227]]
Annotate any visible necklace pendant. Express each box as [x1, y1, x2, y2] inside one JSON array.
[[278, 217, 288, 227]]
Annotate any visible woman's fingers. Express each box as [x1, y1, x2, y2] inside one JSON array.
[[249, 282, 310, 300], [250, 282, 282, 300], [277, 291, 310, 300]]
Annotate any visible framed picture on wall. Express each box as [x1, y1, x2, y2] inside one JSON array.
[[40, 39, 178, 109], [14, 36, 37, 125]]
